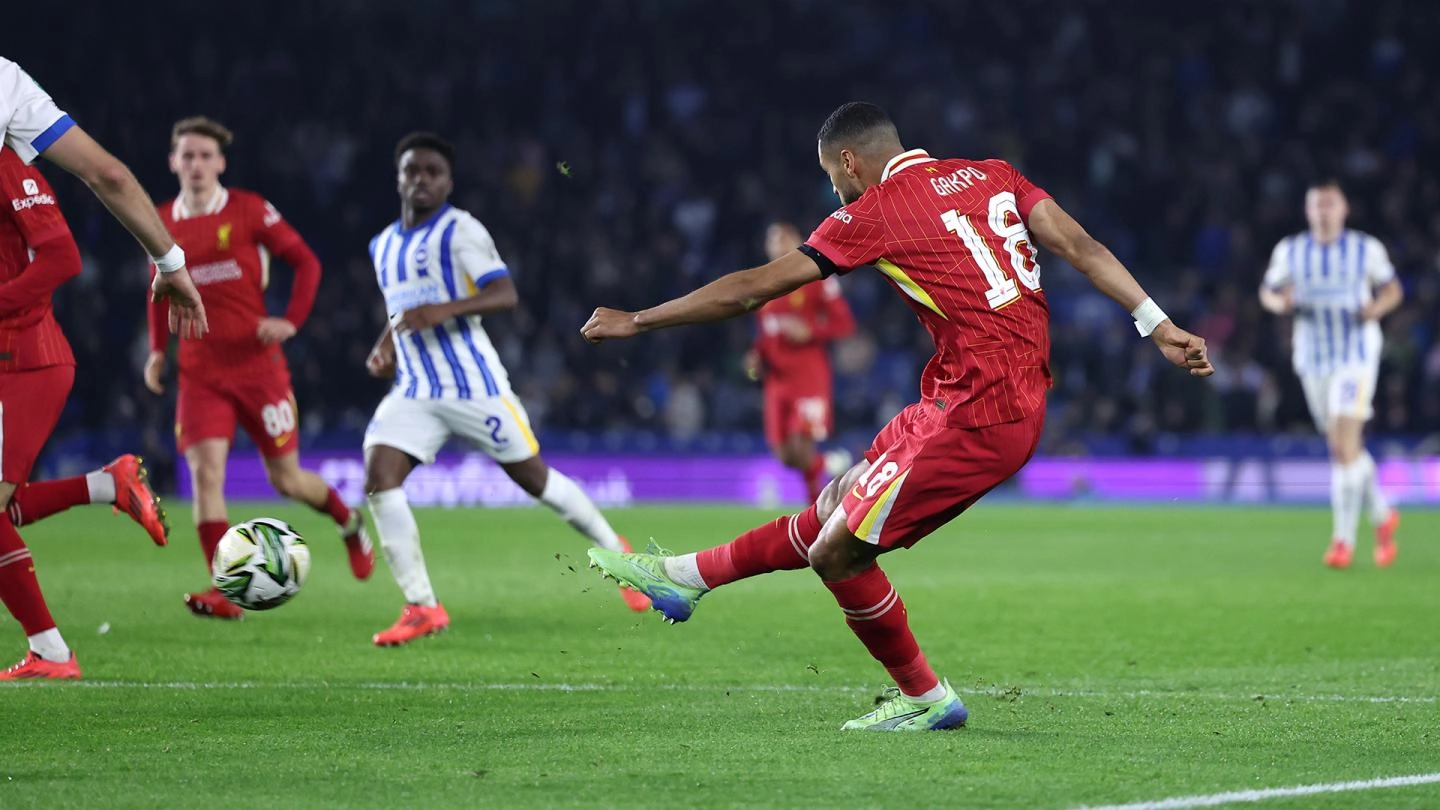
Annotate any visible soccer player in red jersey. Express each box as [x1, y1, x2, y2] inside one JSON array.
[[143, 117, 374, 620], [745, 220, 856, 502], [0, 148, 170, 680], [584, 103, 1213, 730]]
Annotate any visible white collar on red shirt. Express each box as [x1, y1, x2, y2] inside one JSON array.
[[172, 185, 229, 220], [881, 148, 936, 181]]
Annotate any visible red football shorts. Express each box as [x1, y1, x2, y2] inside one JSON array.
[[176, 372, 299, 459], [842, 402, 1044, 549], [763, 385, 832, 448], [0, 365, 74, 483]]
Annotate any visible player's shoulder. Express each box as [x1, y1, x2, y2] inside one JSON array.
[[224, 187, 270, 213], [446, 206, 495, 241], [1345, 229, 1386, 249]]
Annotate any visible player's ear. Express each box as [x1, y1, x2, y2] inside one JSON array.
[[168, 151, 180, 175], [216, 152, 227, 176]]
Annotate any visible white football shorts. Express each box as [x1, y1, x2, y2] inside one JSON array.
[[364, 391, 539, 465], [1299, 364, 1380, 432]]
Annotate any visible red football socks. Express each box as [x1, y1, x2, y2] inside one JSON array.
[[0, 517, 57, 635], [803, 455, 825, 503], [696, 503, 822, 587], [317, 487, 352, 527], [198, 520, 228, 569], [6, 477, 90, 527], [825, 565, 939, 698]]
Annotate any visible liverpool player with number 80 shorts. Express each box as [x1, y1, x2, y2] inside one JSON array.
[[145, 117, 374, 620], [584, 102, 1214, 731]]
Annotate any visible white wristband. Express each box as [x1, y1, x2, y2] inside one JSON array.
[[153, 244, 186, 274], [1131, 297, 1168, 337]]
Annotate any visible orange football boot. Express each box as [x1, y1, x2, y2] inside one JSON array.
[[104, 454, 168, 546], [1374, 509, 1399, 568], [340, 511, 375, 581], [184, 588, 246, 620], [1322, 539, 1353, 569], [615, 536, 652, 612], [373, 603, 450, 647], [0, 651, 81, 681]]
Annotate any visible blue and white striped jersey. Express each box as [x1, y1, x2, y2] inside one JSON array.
[[1263, 229, 1395, 375], [370, 204, 512, 399]]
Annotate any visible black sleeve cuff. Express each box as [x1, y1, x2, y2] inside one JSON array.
[[798, 244, 841, 278]]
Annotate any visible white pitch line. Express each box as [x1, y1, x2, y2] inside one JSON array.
[[1, 680, 1433, 705], [1074, 772, 1440, 810]]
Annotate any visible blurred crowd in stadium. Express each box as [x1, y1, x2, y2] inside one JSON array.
[[11, 0, 1438, 465]]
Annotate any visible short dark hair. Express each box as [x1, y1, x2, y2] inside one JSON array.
[[395, 132, 455, 169], [817, 102, 900, 154], [171, 116, 234, 151], [1307, 177, 1344, 194]]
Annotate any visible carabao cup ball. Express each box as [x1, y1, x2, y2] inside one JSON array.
[[211, 518, 311, 611]]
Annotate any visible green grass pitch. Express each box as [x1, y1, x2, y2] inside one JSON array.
[[2, 503, 1437, 809]]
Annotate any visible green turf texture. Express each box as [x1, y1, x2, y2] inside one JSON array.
[[2, 503, 1436, 809]]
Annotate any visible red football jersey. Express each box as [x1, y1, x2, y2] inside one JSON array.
[[149, 187, 317, 381], [0, 149, 74, 371], [754, 277, 855, 391], [805, 149, 1052, 428]]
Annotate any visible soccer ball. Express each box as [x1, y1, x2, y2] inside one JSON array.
[[211, 518, 311, 611]]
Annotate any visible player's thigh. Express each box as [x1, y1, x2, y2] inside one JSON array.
[[364, 393, 449, 466], [843, 409, 1044, 550], [0, 366, 74, 484], [176, 377, 238, 453], [440, 394, 539, 464], [230, 376, 301, 460]]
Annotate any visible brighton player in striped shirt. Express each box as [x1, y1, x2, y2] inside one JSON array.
[[362, 132, 647, 647], [1259, 180, 1403, 569], [584, 102, 1212, 731]]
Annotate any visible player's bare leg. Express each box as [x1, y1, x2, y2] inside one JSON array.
[[365, 445, 447, 646], [807, 514, 965, 731], [182, 439, 243, 619], [502, 456, 649, 611], [7, 455, 168, 545], [263, 451, 373, 580], [778, 433, 827, 504], [588, 460, 870, 622], [0, 482, 80, 680]]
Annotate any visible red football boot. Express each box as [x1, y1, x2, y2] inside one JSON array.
[[184, 588, 245, 620], [104, 454, 168, 546], [615, 536, 652, 612], [0, 651, 81, 681], [340, 511, 375, 581], [373, 603, 450, 647]]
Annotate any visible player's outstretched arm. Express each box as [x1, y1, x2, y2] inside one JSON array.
[[1362, 279, 1403, 322], [1258, 284, 1295, 315], [1026, 198, 1213, 377], [40, 127, 208, 338], [582, 250, 822, 343]]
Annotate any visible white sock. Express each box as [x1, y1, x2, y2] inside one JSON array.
[[28, 628, 70, 663], [367, 489, 436, 607], [538, 469, 624, 552], [86, 470, 116, 504], [1330, 459, 1365, 547], [663, 553, 709, 589], [904, 681, 949, 703], [1357, 452, 1392, 524]]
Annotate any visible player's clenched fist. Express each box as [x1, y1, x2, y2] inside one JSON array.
[[582, 308, 640, 343], [1151, 322, 1215, 378]]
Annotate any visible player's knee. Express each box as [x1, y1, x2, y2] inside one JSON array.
[[191, 462, 225, 495]]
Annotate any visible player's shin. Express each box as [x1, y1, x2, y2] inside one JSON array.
[[0, 518, 68, 662], [1330, 459, 1365, 548], [6, 476, 94, 526], [537, 469, 624, 552], [367, 488, 436, 607], [674, 504, 823, 589], [824, 565, 941, 700]]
